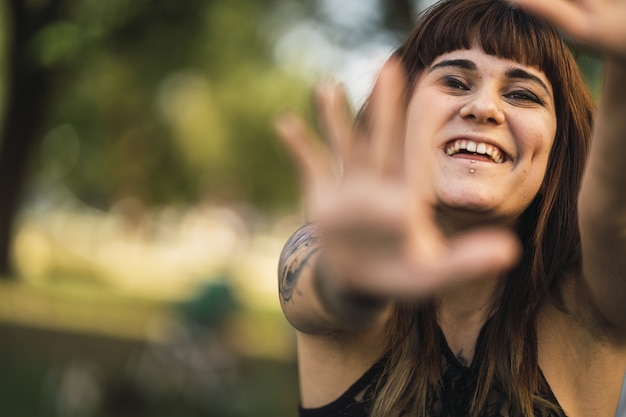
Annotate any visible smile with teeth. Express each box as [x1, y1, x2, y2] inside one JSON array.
[[445, 139, 505, 163]]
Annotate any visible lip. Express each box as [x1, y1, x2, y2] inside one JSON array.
[[442, 135, 514, 163]]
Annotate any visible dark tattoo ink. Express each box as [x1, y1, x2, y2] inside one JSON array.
[[456, 350, 469, 367], [278, 223, 321, 302]]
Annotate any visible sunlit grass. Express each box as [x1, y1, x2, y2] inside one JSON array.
[[8, 200, 301, 360]]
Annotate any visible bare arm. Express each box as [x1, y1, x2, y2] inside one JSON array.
[[278, 223, 390, 334], [278, 223, 393, 407], [578, 60, 626, 333], [509, 0, 626, 332]]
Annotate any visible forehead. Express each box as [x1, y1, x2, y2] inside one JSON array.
[[429, 48, 552, 90]]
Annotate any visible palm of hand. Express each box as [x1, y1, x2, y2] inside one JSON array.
[[276, 59, 520, 299]]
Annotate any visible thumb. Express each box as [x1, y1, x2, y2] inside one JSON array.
[[438, 228, 522, 285]]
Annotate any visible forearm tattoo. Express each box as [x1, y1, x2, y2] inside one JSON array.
[[278, 223, 321, 303]]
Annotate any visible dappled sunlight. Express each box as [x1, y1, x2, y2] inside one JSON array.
[[0, 1, 451, 415], [3, 196, 300, 415], [3, 197, 302, 415], [12, 197, 296, 311], [158, 72, 231, 175]]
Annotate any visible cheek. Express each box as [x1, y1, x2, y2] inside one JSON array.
[[404, 96, 432, 152], [516, 115, 557, 162], [524, 130, 556, 196], [540, 113, 558, 154], [405, 92, 453, 142], [511, 115, 556, 195]]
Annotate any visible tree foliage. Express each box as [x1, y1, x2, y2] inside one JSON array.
[[28, 0, 311, 210], [0, 0, 601, 277]]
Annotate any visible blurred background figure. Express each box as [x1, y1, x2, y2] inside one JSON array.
[[0, 0, 602, 415]]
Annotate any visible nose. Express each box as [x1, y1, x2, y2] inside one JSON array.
[[459, 89, 505, 125]]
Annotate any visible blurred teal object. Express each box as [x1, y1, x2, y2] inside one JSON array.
[[177, 278, 238, 328]]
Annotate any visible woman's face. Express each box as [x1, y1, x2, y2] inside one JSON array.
[[405, 47, 557, 224]]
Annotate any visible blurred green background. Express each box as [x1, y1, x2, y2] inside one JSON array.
[[0, 0, 602, 416]]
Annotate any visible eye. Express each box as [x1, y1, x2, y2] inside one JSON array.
[[505, 89, 544, 105], [442, 76, 469, 91]]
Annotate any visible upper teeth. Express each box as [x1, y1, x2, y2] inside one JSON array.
[[445, 139, 505, 163]]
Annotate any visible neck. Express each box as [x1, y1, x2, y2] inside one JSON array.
[[432, 202, 516, 363], [438, 274, 501, 327], [436, 268, 503, 366], [434, 205, 511, 327]]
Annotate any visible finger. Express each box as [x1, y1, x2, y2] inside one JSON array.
[[275, 113, 325, 178], [506, 0, 594, 42], [316, 80, 356, 175], [403, 87, 441, 259], [369, 57, 408, 176], [329, 226, 520, 300], [430, 228, 522, 288], [372, 228, 521, 297], [274, 114, 334, 213]]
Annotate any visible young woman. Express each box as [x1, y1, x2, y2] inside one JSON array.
[[275, 0, 626, 416]]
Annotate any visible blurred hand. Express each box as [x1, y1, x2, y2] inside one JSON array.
[[508, 0, 626, 60], [275, 58, 520, 299]]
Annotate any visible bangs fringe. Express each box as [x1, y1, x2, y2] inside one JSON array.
[[400, 0, 568, 92]]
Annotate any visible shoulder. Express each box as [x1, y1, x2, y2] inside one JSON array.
[[297, 324, 389, 409], [279, 223, 321, 271], [559, 270, 626, 345], [538, 291, 626, 417], [278, 223, 321, 302]]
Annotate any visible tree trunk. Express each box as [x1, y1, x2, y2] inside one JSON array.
[[0, 0, 59, 277]]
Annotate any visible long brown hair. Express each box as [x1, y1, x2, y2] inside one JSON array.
[[370, 1, 595, 416]]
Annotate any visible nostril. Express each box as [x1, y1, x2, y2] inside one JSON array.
[[459, 98, 505, 124]]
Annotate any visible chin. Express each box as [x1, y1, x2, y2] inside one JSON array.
[[436, 186, 500, 212], [434, 189, 512, 227], [435, 192, 532, 230]]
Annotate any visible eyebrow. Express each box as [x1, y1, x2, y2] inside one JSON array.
[[429, 59, 551, 96], [504, 67, 551, 96], [430, 59, 476, 72]]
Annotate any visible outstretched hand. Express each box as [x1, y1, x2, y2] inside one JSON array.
[[508, 0, 626, 60], [275, 58, 520, 300]]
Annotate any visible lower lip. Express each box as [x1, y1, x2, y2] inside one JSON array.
[[449, 153, 495, 163]]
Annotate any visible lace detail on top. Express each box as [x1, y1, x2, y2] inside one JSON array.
[[298, 324, 567, 417], [434, 325, 565, 417]]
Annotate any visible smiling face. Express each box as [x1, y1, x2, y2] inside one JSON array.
[[405, 47, 557, 225]]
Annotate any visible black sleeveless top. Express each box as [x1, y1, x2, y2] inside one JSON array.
[[299, 325, 566, 417]]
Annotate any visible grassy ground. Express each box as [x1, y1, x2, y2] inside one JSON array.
[[0, 281, 299, 417], [0, 322, 299, 417]]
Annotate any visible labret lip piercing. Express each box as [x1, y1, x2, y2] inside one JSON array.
[[469, 159, 476, 174]]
